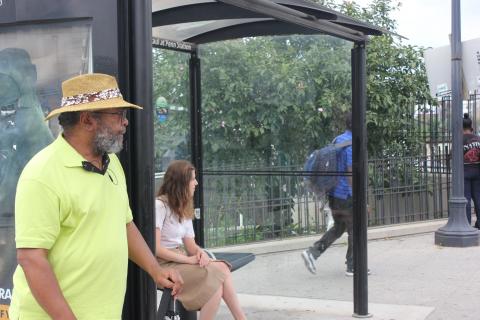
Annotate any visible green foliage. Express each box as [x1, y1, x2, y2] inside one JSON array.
[[360, 1, 435, 158], [200, 35, 352, 166], [152, 49, 191, 171], [314, 0, 436, 158], [152, 0, 434, 167]]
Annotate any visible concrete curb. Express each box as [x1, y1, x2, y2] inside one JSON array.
[[211, 219, 448, 255], [232, 293, 435, 320]]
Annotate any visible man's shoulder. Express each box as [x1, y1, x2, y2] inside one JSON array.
[[336, 130, 352, 140], [464, 134, 480, 144], [16, 142, 62, 201], [20, 141, 60, 180], [335, 131, 352, 144]]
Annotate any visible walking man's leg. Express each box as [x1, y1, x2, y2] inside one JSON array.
[[310, 218, 345, 259], [344, 212, 354, 276], [470, 173, 480, 228], [301, 198, 347, 275], [301, 218, 345, 274], [464, 175, 473, 225]]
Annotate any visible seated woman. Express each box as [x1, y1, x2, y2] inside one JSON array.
[[155, 160, 246, 320]]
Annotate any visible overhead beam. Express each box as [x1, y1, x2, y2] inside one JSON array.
[[219, 0, 366, 42], [152, 2, 268, 27], [185, 20, 317, 44]]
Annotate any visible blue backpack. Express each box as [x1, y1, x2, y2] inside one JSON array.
[[304, 140, 352, 196]]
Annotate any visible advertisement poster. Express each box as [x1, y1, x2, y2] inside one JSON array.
[[0, 20, 91, 318]]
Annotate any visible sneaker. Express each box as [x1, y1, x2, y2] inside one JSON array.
[[301, 249, 317, 274], [345, 266, 371, 277]]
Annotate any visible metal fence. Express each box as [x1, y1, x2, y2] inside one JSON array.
[[201, 92, 480, 247], [202, 159, 449, 248]]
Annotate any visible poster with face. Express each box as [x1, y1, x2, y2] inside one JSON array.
[[0, 21, 91, 318]]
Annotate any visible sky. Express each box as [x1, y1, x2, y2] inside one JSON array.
[[344, 0, 479, 48]]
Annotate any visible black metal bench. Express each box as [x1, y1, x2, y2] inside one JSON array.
[[157, 252, 255, 320]]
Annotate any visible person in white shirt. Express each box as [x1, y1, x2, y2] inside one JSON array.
[[155, 160, 246, 320]]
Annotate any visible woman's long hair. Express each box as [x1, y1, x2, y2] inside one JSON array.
[[156, 160, 195, 221]]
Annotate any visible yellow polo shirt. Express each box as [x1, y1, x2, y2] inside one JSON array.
[[9, 135, 133, 320]]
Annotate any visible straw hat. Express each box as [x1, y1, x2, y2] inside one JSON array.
[[45, 73, 142, 120]]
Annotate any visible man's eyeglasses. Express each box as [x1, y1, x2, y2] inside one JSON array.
[[93, 110, 128, 121]]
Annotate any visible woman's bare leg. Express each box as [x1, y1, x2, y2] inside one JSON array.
[[199, 286, 222, 320], [211, 262, 246, 320]]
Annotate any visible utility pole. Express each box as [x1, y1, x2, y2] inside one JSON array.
[[434, 0, 479, 247]]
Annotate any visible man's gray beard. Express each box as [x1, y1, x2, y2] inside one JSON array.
[[93, 126, 124, 155]]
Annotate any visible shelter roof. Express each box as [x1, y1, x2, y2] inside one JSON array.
[[152, 0, 385, 44]]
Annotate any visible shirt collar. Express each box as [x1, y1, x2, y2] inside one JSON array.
[[56, 134, 110, 174], [81, 154, 110, 175]]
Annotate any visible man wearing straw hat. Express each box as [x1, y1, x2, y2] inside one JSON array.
[[9, 73, 183, 320]]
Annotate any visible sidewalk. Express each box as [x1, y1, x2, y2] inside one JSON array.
[[215, 221, 480, 320]]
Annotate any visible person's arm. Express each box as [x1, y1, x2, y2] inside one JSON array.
[[346, 142, 353, 188], [183, 237, 210, 267], [155, 229, 198, 265], [17, 248, 76, 320], [126, 222, 183, 295], [347, 165, 353, 187]]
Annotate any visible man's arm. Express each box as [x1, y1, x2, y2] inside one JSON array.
[[348, 165, 353, 187], [346, 141, 353, 188], [17, 248, 76, 320], [126, 222, 183, 295]]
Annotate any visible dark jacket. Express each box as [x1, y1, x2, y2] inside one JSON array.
[[463, 133, 480, 174]]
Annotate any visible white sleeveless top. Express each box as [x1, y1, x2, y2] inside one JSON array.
[[155, 199, 195, 248]]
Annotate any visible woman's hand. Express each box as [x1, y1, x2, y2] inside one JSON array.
[[186, 255, 199, 265], [196, 250, 210, 267]]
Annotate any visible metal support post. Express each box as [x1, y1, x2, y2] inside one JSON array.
[[434, 0, 479, 247], [118, 0, 158, 319], [351, 41, 371, 318], [189, 50, 205, 247]]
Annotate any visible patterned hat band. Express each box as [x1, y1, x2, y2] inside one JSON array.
[[61, 88, 122, 107]]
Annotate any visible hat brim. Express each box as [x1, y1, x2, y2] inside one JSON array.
[[45, 97, 143, 121]]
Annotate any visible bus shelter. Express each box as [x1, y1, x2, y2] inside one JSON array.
[[0, 0, 383, 319], [149, 1, 383, 318]]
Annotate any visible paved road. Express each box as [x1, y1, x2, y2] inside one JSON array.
[[216, 233, 480, 319]]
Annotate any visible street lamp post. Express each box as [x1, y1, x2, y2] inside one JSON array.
[[434, 0, 479, 247]]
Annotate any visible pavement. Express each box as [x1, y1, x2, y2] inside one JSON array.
[[209, 219, 480, 320]]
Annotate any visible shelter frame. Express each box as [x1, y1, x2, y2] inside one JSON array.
[[0, 0, 382, 318]]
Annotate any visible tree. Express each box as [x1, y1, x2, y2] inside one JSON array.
[[200, 35, 352, 167], [152, 48, 191, 172], [193, 0, 434, 166], [321, 0, 436, 158]]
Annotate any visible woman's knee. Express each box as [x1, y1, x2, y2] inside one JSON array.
[[211, 261, 231, 277]]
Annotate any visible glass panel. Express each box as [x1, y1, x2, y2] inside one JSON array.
[[197, 33, 354, 315], [200, 35, 352, 247], [152, 48, 191, 189], [0, 20, 92, 311]]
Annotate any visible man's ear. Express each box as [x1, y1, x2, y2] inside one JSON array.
[[79, 111, 98, 132]]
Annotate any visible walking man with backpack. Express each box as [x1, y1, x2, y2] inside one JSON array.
[[301, 112, 362, 276]]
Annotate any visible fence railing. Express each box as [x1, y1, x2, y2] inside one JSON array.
[[201, 93, 480, 247], [151, 92, 480, 248], [202, 155, 450, 247]]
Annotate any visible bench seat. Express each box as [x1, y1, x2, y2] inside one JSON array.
[[157, 252, 255, 320]]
